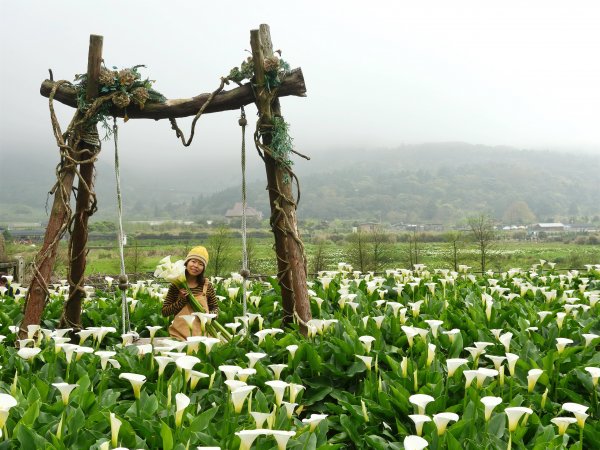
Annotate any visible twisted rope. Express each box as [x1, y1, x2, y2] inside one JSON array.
[[113, 119, 132, 335], [169, 77, 233, 147], [239, 107, 249, 316]]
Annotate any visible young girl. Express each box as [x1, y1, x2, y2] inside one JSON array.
[[161, 246, 219, 340]]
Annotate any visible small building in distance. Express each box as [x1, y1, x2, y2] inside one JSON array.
[[354, 222, 382, 233], [530, 223, 566, 232], [225, 202, 263, 223]]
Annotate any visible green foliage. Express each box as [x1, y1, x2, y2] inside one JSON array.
[[74, 64, 166, 137], [228, 55, 291, 91], [0, 263, 599, 448], [271, 116, 294, 174]]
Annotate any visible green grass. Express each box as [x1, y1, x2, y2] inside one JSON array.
[[5, 237, 599, 281]]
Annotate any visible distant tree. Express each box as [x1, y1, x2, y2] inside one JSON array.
[[89, 221, 117, 233], [2, 229, 12, 243], [207, 224, 234, 277], [54, 246, 69, 277], [310, 237, 328, 274], [244, 237, 257, 274], [408, 229, 421, 269], [444, 230, 463, 271], [0, 234, 6, 261], [371, 226, 393, 272], [347, 229, 370, 273], [125, 238, 144, 274], [468, 214, 496, 273], [502, 200, 536, 225]]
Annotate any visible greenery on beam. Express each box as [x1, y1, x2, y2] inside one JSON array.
[[74, 64, 166, 137]]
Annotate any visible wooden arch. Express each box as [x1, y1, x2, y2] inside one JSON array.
[[21, 24, 312, 338]]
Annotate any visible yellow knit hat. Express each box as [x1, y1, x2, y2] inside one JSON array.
[[184, 246, 209, 267]]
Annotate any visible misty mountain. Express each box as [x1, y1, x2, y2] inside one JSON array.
[[2, 143, 599, 224]]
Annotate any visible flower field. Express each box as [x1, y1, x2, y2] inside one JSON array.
[[0, 262, 599, 449]]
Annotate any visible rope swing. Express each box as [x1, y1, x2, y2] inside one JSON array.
[[112, 118, 132, 335], [239, 106, 250, 316]]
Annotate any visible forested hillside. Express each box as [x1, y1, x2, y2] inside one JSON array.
[[191, 144, 600, 224], [2, 143, 599, 224]]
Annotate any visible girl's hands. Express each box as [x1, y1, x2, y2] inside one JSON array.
[[179, 288, 187, 298]]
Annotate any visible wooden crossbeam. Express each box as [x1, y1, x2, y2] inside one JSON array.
[[39, 68, 306, 119]]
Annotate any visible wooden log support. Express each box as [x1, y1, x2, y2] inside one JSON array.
[[251, 25, 311, 334], [59, 35, 103, 330], [39, 68, 306, 119], [21, 36, 105, 338]]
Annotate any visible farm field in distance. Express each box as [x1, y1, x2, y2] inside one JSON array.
[[4, 227, 599, 282]]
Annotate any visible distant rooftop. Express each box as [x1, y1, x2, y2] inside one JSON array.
[[535, 223, 565, 228], [225, 202, 263, 219]]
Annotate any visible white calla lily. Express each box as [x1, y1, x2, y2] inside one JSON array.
[[408, 414, 431, 436], [265, 380, 288, 406], [409, 394, 434, 415], [175, 393, 190, 427], [480, 396, 502, 421], [551, 417, 577, 435], [432, 412, 459, 435], [0, 393, 18, 428], [118, 373, 146, 399], [403, 434, 429, 450], [527, 369, 544, 392], [446, 358, 468, 377], [110, 412, 122, 447], [231, 385, 256, 413], [302, 413, 328, 432], [52, 383, 78, 405], [505, 406, 533, 432]]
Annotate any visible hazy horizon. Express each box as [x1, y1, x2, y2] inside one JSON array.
[[2, 0, 600, 175]]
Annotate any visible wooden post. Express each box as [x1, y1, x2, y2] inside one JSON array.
[[60, 35, 103, 330], [20, 35, 102, 337], [251, 25, 311, 333]]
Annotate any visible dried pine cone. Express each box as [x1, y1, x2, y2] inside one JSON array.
[[113, 91, 131, 109], [264, 56, 280, 72], [99, 68, 116, 87], [131, 87, 149, 108], [118, 69, 136, 87]]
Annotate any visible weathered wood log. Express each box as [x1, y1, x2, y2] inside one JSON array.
[[39, 68, 306, 119], [21, 36, 104, 338], [251, 25, 311, 335], [60, 35, 103, 331], [20, 138, 77, 338]]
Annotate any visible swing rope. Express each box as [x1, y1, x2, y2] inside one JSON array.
[[113, 118, 132, 335], [239, 106, 249, 316]]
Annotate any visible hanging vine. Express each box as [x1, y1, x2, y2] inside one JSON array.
[[168, 52, 300, 176]]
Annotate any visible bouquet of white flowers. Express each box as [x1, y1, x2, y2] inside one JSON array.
[[154, 256, 231, 340]]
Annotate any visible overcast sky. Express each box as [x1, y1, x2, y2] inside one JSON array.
[[1, 0, 600, 175]]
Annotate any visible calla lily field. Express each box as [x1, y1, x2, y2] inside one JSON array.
[[0, 261, 599, 449]]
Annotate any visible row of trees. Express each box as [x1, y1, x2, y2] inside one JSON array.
[[107, 214, 497, 277], [321, 214, 497, 274]]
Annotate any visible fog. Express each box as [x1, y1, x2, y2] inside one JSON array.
[[2, 0, 600, 189]]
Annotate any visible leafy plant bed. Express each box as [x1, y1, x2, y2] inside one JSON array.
[[0, 262, 598, 449]]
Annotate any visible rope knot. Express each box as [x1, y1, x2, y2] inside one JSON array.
[[118, 274, 129, 291]]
